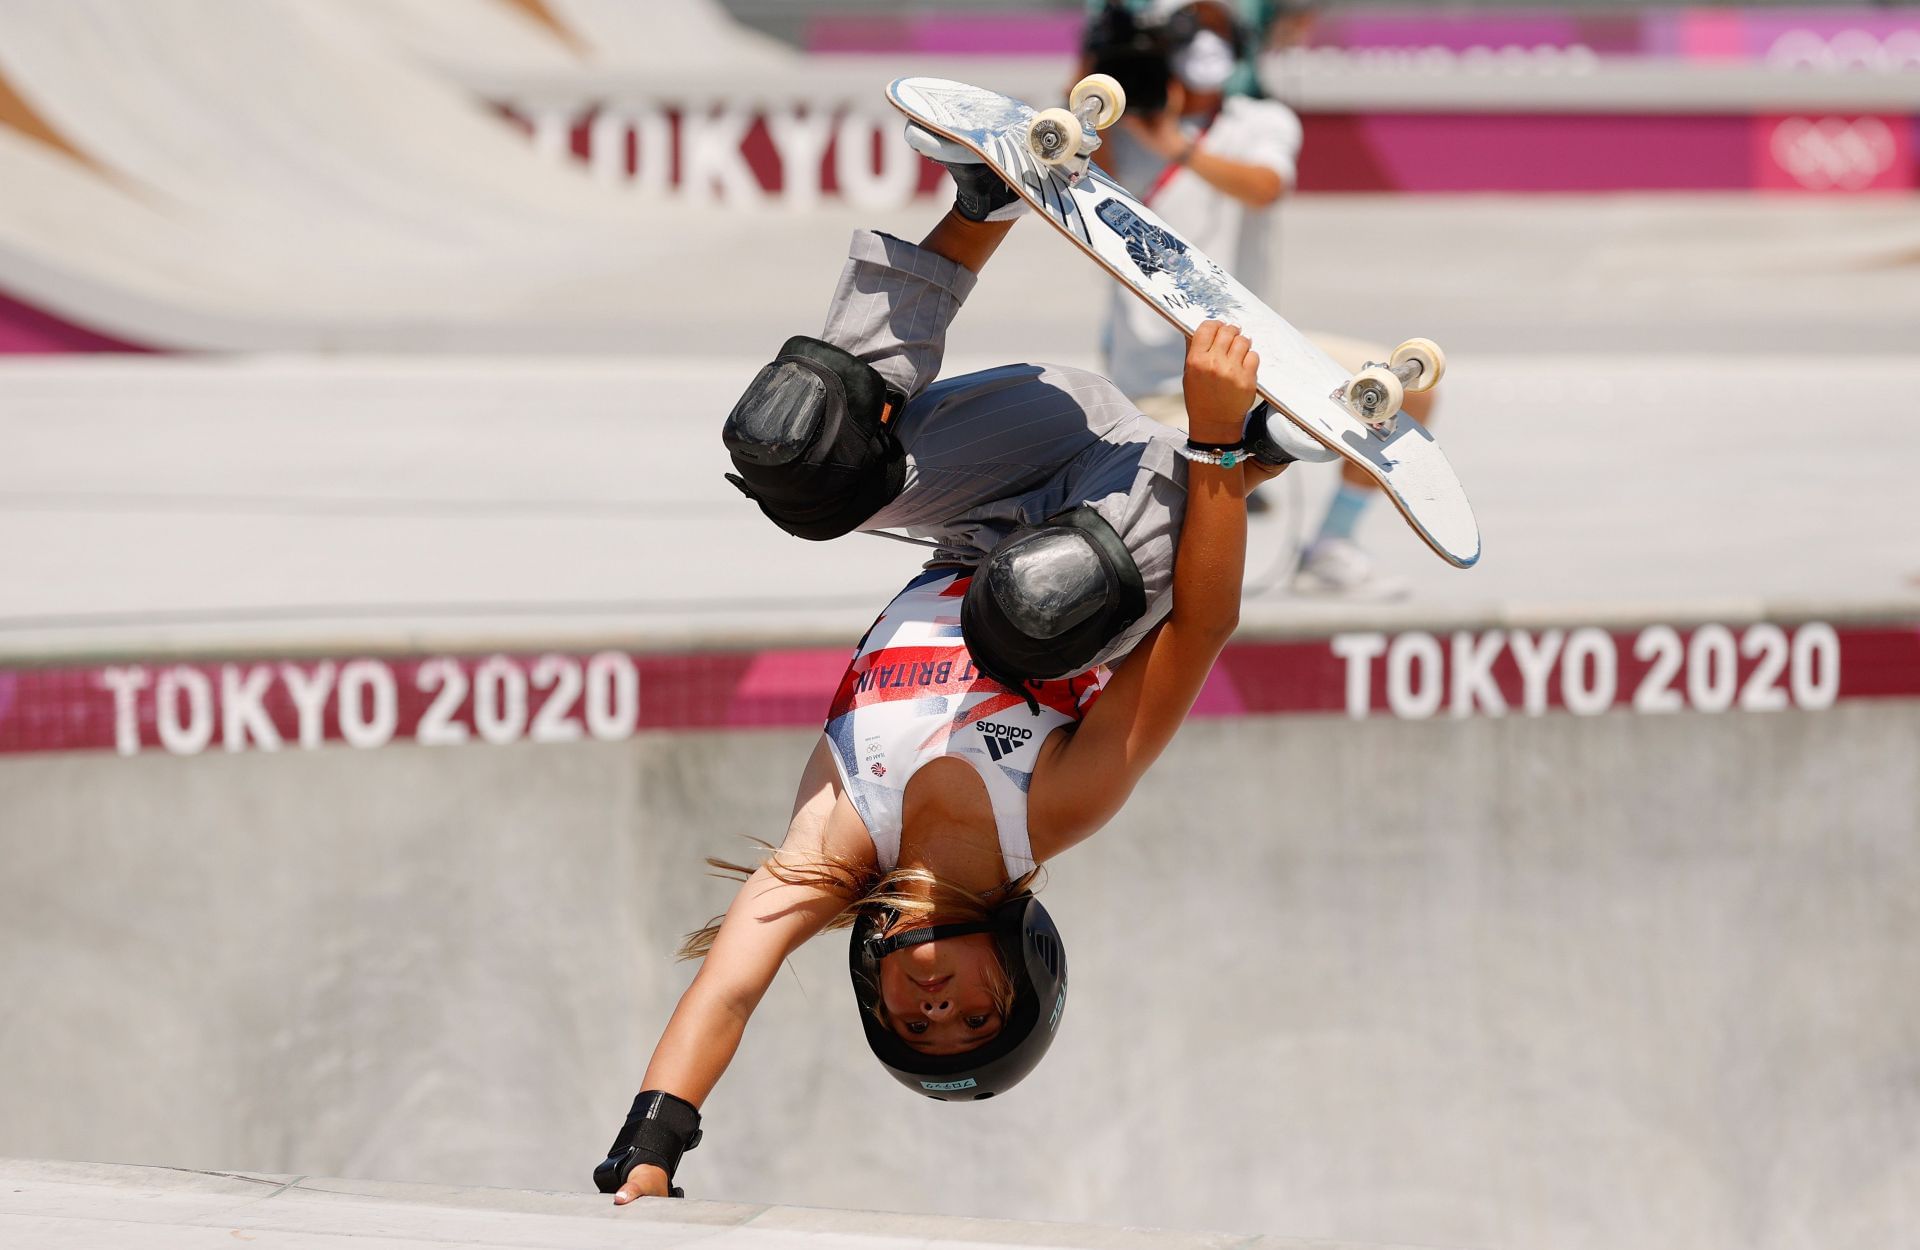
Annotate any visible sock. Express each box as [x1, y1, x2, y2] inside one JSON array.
[[1313, 484, 1373, 546]]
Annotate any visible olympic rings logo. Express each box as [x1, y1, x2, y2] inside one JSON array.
[[1769, 117, 1900, 190], [1766, 29, 1920, 71]]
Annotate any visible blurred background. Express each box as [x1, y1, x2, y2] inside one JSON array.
[[0, 1, 1916, 1248]]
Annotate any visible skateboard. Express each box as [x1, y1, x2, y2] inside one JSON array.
[[887, 75, 1480, 570]]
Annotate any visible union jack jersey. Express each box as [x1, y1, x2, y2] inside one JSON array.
[[825, 569, 1108, 876]]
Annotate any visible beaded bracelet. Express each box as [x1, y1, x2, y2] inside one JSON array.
[[1182, 439, 1248, 468]]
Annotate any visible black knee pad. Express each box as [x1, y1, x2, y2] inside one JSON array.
[[723, 336, 907, 541], [962, 505, 1146, 684]]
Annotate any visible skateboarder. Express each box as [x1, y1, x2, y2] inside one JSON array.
[[720, 129, 1332, 689], [1086, 0, 1444, 599], [594, 146, 1319, 1202]]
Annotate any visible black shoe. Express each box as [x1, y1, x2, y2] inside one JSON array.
[[904, 124, 1029, 223], [1244, 402, 1297, 467]]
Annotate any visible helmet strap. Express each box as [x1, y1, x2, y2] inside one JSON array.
[[862, 919, 993, 961]]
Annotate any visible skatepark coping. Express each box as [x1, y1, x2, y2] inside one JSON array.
[[0, 1159, 1437, 1250]]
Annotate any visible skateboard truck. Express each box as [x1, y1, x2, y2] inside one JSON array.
[[1336, 337, 1446, 437], [1028, 74, 1126, 182]]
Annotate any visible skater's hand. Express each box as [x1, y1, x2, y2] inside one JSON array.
[[612, 1162, 673, 1203], [1183, 320, 1259, 445]]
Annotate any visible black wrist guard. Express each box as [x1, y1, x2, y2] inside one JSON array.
[[593, 1090, 703, 1198], [1242, 402, 1298, 466]]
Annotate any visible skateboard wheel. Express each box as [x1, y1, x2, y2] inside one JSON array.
[[1070, 73, 1127, 129], [1345, 366, 1405, 428], [1390, 337, 1446, 392], [1028, 107, 1083, 166]]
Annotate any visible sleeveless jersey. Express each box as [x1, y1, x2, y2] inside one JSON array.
[[824, 569, 1109, 877]]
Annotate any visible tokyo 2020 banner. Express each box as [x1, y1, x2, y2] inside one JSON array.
[[503, 103, 1919, 199], [2, 620, 1915, 758], [500, 6, 1920, 198]]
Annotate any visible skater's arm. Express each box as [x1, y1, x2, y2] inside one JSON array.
[[919, 209, 1015, 275], [1030, 322, 1256, 850], [635, 860, 846, 1098], [610, 746, 864, 1201], [609, 859, 847, 1201]]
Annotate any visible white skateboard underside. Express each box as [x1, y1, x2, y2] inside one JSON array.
[[888, 77, 1480, 569]]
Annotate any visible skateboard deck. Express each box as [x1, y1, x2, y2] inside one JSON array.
[[887, 76, 1480, 569]]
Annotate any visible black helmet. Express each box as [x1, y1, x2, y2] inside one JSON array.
[[848, 895, 1068, 1101]]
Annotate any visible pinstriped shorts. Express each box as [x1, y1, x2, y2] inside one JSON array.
[[819, 230, 1188, 671]]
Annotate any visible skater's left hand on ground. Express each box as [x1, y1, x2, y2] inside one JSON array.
[[612, 1162, 674, 1203]]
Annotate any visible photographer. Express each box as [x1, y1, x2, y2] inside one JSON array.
[[1082, 2, 1299, 469], [1083, 0, 1445, 600]]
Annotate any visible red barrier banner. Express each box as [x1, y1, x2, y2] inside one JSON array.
[[1217, 621, 1918, 719], [507, 103, 1920, 200], [1, 621, 1915, 759]]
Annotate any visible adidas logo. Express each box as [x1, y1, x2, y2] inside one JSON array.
[[974, 720, 1033, 762]]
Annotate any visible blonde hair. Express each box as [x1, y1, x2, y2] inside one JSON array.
[[677, 842, 1039, 1024]]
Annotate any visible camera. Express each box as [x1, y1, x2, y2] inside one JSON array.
[[1082, 1, 1172, 115]]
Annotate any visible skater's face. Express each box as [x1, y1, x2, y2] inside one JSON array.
[[876, 931, 1008, 1055]]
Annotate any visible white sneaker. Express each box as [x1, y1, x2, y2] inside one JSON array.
[[1290, 538, 1410, 601]]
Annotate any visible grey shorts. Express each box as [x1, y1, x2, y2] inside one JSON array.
[[820, 230, 1188, 670]]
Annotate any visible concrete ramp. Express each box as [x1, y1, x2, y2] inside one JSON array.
[[541, 0, 796, 67], [330, 0, 590, 73], [2, 702, 1916, 1247], [0, 0, 711, 350], [335, 0, 796, 74], [0, 1159, 1415, 1250]]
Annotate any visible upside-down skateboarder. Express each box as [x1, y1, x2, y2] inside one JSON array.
[[593, 127, 1334, 1202]]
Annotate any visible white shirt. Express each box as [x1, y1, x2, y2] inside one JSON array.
[[1101, 95, 1303, 402], [824, 569, 1109, 877]]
